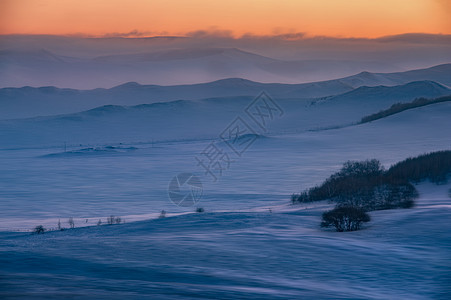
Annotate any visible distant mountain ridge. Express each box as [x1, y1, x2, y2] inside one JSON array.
[[342, 64, 451, 87], [1, 46, 442, 88], [1, 63, 450, 119], [93, 47, 277, 63], [328, 80, 450, 103]]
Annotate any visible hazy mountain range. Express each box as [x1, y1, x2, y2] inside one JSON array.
[[1, 77, 449, 148], [0, 47, 400, 88], [1, 33, 451, 88], [0, 63, 450, 120]]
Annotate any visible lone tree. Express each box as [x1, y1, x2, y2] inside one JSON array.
[[321, 206, 370, 232], [68, 217, 75, 229], [33, 225, 46, 234]]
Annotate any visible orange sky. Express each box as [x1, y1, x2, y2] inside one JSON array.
[[0, 0, 449, 38]]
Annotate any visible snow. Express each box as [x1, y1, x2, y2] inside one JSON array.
[[0, 182, 449, 298], [0, 86, 449, 229], [0, 69, 450, 298]]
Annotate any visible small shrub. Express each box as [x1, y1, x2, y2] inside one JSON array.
[[107, 215, 122, 225], [196, 207, 204, 213], [321, 206, 370, 232], [33, 225, 46, 234], [68, 217, 75, 229]]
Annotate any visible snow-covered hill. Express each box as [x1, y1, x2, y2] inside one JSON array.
[[0, 80, 449, 148], [0, 78, 350, 120], [340, 63, 451, 87], [1, 64, 450, 120]]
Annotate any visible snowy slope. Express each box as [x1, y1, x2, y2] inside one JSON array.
[[0, 93, 450, 298], [0, 181, 449, 299], [1, 62, 451, 298]]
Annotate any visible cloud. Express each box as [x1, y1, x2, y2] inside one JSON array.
[[182, 28, 309, 41], [51, 27, 451, 45], [375, 33, 451, 44], [241, 32, 306, 41], [102, 30, 161, 38], [202, 32, 451, 44], [185, 29, 234, 39]]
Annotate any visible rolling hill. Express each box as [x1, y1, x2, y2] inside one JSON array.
[[1, 64, 450, 120], [0, 80, 449, 149]]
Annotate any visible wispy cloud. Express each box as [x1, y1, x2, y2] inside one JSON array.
[[102, 30, 164, 38], [376, 33, 451, 44], [186, 29, 234, 39], [241, 32, 307, 41]]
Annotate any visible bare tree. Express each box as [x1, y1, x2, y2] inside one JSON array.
[[33, 225, 46, 234], [68, 217, 75, 229]]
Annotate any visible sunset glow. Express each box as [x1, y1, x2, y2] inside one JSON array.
[[1, 0, 449, 38]]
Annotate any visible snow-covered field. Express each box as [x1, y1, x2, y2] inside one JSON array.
[[0, 183, 450, 299], [0, 96, 450, 230], [0, 67, 450, 298]]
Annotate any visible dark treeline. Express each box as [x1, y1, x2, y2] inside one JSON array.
[[292, 150, 451, 211], [386, 150, 451, 184], [360, 95, 451, 124]]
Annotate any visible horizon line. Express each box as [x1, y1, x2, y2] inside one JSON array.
[[1, 32, 451, 42]]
